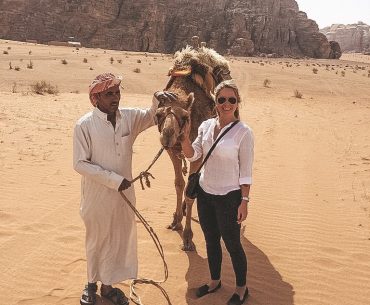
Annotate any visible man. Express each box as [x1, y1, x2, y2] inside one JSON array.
[[73, 73, 176, 305]]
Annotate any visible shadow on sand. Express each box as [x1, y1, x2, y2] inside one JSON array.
[[184, 227, 295, 305]]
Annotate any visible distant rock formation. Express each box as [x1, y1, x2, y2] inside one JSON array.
[[321, 22, 370, 52], [0, 0, 340, 59]]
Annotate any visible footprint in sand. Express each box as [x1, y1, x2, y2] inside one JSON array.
[[0, 210, 15, 225], [17, 295, 59, 305], [61, 258, 86, 274], [55, 235, 80, 244]]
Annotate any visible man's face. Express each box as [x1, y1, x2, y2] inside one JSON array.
[[97, 84, 121, 114]]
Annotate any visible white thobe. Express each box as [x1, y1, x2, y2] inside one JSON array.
[[73, 97, 158, 285]]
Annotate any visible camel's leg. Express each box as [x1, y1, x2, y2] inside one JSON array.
[[166, 149, 185, 231], [181, 159, 202, 251]]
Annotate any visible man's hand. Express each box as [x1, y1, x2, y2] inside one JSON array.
[[118, 178, 131, 191], [154, 91, 177, 104]]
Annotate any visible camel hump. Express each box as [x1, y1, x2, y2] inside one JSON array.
[[171, 45, 231, 96]]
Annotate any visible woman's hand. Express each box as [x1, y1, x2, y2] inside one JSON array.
[[182, 119, 191, 141], [237, 201, 248, 224]]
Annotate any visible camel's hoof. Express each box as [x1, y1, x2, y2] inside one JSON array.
[[181, 241, 196, 252], [167, 223, 183, 231]]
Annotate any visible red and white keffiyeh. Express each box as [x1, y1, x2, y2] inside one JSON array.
[[89, 73, 122, 106]]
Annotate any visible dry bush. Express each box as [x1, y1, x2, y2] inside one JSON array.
[[7, 46, 11, 50], [27, 60, 33, 69], [89, 67, 94, 70], [14, 66, 20, 71], [263, 79, 271, 87], [294, 90, 303, 99], [117, 59, 122, 64], [133, 68, 141, 73], [61, 59, 68, 65], [83, 58, 88, 63], [312, 68, 318, 74], [12, 82, 17, 93], [110, 57, 114, 64], [3, 50, 8, 54], [29, 50, 32, 55], [137, 59, 141, 63], [9, 62, 12, 69], [341, 71, 345, 77], [31, 81, 59, 95]]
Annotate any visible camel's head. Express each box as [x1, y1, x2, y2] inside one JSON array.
[[156, 93, 194, 149]]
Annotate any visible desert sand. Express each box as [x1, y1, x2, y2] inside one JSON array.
[[1, 39, 370, 305]]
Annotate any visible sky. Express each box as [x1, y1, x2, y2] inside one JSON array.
[[295, 0, 370, 28]]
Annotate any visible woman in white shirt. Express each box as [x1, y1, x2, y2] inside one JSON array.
[[181, 80, 254, 305]]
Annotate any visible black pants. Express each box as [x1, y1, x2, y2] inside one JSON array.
[[197, 187, 247, 287]]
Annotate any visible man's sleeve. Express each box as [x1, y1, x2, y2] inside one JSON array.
[[129, 96, 159, 138], [73, 123, 123, 190]]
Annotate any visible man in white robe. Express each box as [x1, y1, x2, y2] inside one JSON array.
[[73, 73, 176, 305]]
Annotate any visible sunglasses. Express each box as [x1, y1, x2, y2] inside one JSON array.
[[217, 96, 237, 104]]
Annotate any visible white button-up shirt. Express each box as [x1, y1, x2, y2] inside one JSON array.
[[188, 118, 254, 195]]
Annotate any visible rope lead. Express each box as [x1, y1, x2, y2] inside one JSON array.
[[120, 146, 172, 305]]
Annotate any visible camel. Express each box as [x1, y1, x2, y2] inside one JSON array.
[[155, 41, 232, 251]]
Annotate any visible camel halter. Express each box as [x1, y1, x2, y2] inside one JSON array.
[[156, 107, 188, 134]]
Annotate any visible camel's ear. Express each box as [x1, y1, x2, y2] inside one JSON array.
[[185, 92, 195, 110]]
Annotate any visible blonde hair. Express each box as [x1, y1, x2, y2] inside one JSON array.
[[213, 80, 241, 119]]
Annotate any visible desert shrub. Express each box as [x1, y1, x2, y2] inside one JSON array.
[[110, 57, 114, 64], [61, 59, 68, 64], [89, 67, 94, 70], [12, 82, 17, 93], [7, 46, 11, 50], [341, 71, 345, 77], [133, 68, 141, 73], [137, 59, 141, 63], [294, 90, 303, 99], [31, 81, 59, 95], [3, 50, 8, 54], [312, 68, 318, 74], [260, 63, 264, 66], [27, 60, 33, 69], [83, 58, 88, 63], [117, 59, 122, 64], [29, 50, 32, 55], [9, 62, 12, 69], [14, 66, 20, 71], [263, 79, 271, 87]]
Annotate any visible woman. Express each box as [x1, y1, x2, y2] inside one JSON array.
[[181, 80, 254, 305]]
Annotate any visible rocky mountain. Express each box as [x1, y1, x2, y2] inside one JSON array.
[[0, 0, 340, 58], [321, 22, 370, 53]]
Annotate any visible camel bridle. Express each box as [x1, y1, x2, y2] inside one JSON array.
[[157, 106, 188, 135]]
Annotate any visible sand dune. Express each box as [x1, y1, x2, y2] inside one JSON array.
[[0, 39, 370, 305]]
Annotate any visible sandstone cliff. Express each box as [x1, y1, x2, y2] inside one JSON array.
[[321, 22, 370, 53], [0, 0, 339, 58]]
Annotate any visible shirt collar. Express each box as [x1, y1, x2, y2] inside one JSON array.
[[93, 107, 122, 122]]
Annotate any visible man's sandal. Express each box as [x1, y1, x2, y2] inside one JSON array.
[[80, 283, 98, 305], [102, 287, 129, 305]]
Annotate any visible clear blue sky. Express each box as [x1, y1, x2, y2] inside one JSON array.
[[296, 0, 370, 28]]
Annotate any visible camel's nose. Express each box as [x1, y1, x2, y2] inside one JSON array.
[[162, 128, 174, 138]]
